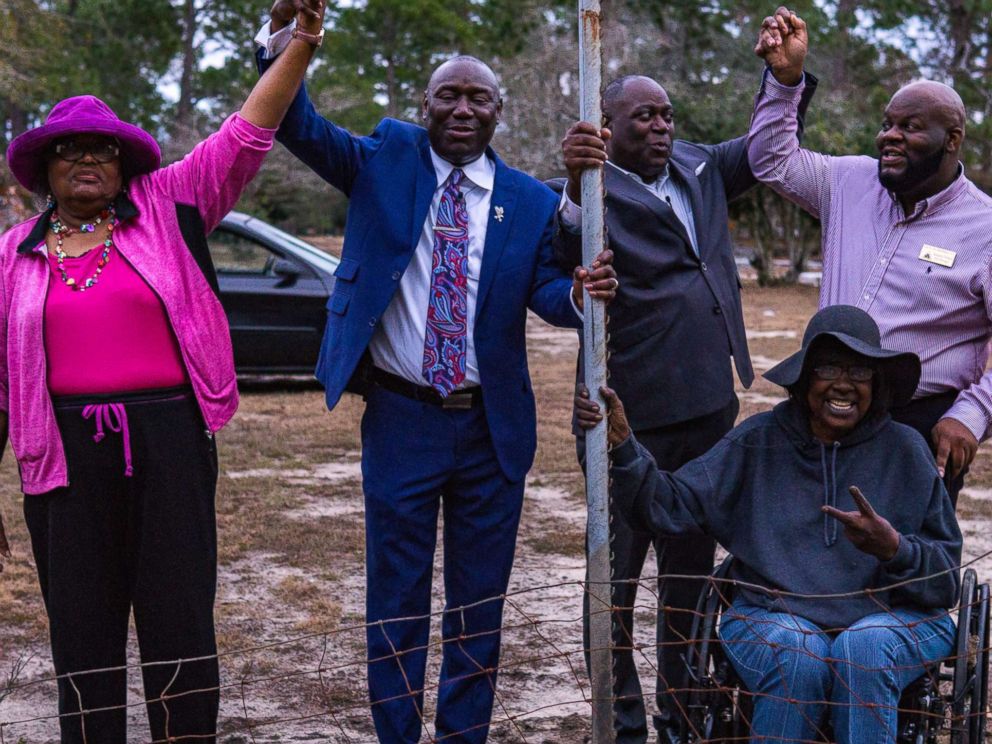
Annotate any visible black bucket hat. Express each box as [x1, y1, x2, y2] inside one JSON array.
[[763, 305, 921, 407]]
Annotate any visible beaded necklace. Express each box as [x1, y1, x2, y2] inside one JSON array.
[[49, 207, 117, 292]]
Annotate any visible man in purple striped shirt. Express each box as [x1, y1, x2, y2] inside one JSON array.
[[747, 6, 992, 504]]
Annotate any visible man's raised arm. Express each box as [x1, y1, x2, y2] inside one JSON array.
[[747, 5, 830, 219]]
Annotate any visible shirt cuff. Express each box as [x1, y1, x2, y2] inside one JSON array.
[[611, 436, 639, 466], [254, 19, 296, 59], [760, 67, 807, 100], [942, 399, 989, 442], [558, 189, 583, 233], [881, 535, 913, 572]]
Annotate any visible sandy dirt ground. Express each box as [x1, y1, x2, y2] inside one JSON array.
[[2, 285, 991, 742]]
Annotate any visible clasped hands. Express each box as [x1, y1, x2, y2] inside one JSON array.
[[753, 5, 808, 87], [575, 385, 901, 561], [270, 0, 325, 34]]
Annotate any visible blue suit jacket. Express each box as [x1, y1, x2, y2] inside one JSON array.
[[266, 70, 580, 481]]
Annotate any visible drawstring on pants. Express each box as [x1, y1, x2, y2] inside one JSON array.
[[82, 403, 134, 477]]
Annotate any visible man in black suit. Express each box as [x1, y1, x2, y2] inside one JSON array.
[[553, 74, 816, 743]]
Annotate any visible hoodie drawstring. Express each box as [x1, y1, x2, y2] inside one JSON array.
[[819, 441, 840, 546], [82, 403, 134, 478]]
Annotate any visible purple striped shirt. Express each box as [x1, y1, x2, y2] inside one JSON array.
[[748, 72, 992, 442]]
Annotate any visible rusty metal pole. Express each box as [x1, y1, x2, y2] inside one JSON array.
[[578, 2, 613, 742]]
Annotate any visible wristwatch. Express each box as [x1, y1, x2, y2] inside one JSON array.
[[292, 25, 324, 48]]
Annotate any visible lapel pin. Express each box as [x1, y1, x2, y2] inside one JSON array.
[[494, 206, 505, 222]]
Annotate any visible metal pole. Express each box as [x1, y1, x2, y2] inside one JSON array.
[[578, 2, 613, 742]]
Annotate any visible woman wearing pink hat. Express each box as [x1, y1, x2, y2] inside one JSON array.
[[0, 2, 325, 741]]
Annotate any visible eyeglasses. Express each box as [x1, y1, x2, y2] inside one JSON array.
[[812, 364, 875, 382], [51, 139, 120, 164]]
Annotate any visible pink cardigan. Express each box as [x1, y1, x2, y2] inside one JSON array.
[[0, 113, 276, 494]]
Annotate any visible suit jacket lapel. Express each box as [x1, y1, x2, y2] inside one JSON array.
[[476, 152, 517, 320], [410, 138, 438, 252], [605, 163, 696, 259], [669, 158, 707, 259]]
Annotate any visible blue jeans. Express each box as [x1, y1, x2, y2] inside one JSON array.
[[720, 603, 955, 744]]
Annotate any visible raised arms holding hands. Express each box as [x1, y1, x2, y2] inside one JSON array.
[[269, 0, 324, 34], [239, 0, 326, 129], [754, 5, 808, 86]]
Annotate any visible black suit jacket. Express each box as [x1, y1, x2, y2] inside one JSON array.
[[553, 74, 817, 431]]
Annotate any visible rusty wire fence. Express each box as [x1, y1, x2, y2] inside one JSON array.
[[2, 553, 991, 743]]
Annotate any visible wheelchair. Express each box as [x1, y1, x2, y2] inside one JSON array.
[[678, 558, 990, 743]]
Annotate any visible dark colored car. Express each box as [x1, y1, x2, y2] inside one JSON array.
[[210, 211, 339, 374]]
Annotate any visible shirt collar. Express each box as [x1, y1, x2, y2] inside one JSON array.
[[430, 149, 495, 192], [889, 162, 968, 219], [608, 160, 670, 190]]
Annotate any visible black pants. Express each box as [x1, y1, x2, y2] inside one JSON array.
[[23, 389, 219, 744], [889, 390, 965, 507], [581, 397, 738, 744]]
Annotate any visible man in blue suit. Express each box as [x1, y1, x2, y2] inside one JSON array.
[[257, 4, 616, 741]]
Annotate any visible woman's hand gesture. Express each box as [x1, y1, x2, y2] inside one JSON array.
[[822, 485, 901, 561]]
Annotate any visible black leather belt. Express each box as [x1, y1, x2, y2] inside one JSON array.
[[368, 367, 482, 410]]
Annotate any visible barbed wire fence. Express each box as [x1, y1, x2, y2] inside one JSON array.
[[2, 548, 990, 743]]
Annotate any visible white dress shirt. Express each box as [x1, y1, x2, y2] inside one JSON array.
[[559, 162, 699, 254]]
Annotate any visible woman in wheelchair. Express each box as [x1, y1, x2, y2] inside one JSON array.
[[575, 305, 962, 744]]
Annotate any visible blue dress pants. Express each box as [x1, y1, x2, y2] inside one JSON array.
[[361, 385, 525, 743], [720, 603, 955, 743]]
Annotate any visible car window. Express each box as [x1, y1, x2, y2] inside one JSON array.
[[208, 229, 278, 275]]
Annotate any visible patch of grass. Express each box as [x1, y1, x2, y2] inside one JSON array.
[[273, 575, 345, 634], [524, 527, 584, 557], [247, 514, 364, 568]]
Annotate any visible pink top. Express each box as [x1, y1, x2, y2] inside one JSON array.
[[0, 113, 275, 494], [45, 245, 188, 395]]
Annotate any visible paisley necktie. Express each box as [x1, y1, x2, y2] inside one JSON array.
[[422, 168, 469, 396]]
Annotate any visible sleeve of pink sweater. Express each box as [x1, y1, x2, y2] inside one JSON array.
[[0, 249, 8, 412], [148, 113, 276, 232]]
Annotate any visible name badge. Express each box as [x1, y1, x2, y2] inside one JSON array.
[[919, 244, 956, 268]]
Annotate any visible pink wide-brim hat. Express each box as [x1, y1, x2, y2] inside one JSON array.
[[6, 95, 161, 193]]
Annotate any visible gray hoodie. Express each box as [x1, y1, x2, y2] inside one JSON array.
[[611, 399, 961, 630]]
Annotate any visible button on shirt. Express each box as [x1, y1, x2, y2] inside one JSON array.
[[560, 161, 699, 254], [748, 71, 992, 441]]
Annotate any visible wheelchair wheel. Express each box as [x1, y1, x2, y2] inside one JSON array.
[[681, 560, 749, 743], [967, 582, 989, 744], [950, 569, 990, 744], [682, 565, 726, 742]]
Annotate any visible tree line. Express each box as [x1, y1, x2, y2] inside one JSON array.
[[4, 0, 992, 283]]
